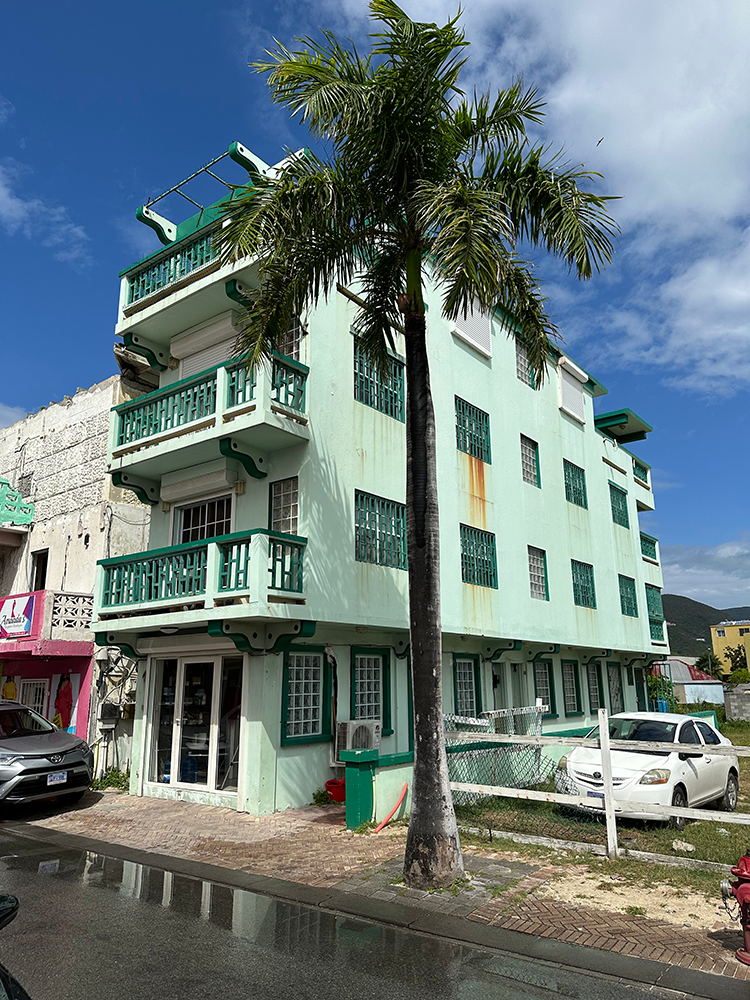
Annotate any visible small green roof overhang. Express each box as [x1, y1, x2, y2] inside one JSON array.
[[594, 408, 653, 443]]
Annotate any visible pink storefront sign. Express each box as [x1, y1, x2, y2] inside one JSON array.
[[0, 594, 36, 639]]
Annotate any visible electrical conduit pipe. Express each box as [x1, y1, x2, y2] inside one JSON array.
[[373, 783, 408, 833]]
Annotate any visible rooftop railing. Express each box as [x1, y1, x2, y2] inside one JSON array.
[[125, 229, 220, 306]]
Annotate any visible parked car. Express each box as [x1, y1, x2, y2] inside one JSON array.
[[555, 712, 738, 830], [0, 701, 93, 806]]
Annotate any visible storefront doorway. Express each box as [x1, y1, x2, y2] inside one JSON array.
[[149, 656, 243, 793]]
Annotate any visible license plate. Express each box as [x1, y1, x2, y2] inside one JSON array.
[[47, 772, 67, 786], [587, 790, 604, 800]]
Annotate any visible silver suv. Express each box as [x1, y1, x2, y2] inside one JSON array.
[[0, 702, 93, 805]]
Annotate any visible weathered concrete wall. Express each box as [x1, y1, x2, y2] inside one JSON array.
[[725, 684, 750, 721]]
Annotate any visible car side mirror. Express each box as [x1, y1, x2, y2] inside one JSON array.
[[678, 751, 703, 761]]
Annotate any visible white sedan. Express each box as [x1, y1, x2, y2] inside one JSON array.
[[555, 712, 739, 829]]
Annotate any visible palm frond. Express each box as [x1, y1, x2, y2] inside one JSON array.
[[452, 82, 545, 155]]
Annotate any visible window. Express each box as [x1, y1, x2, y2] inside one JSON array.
[[562, 661, 582, 716], [454, 656, 481, 717], [270, 478, 299, 534], [678, 720, 700, 745], [455, 397, 491, 463], [571, 560, 596, 609], [587, 663, 603, 713], [740, 628, 750, 637], [696, 721, 721, 746], [282, 650, 331, 744], [633, 460, 649, 485], [351, 649, 392, 733], [520, 435, 541, 487], [277, 317, 303, 361], [175, 496, 231, 543], [609, 484, 630, 528], [563, 460, 588, 509], [354, 491, 407, 569], [528, 546, 549, 601], [460, 525, 498, 588], [618, 575, 638, 617], [453, 304, 492, 357], [353, 336, 405, 422], [31, 550, 48, 591], [607, 664, 624, 714], [716, 628, 726, 638], [558, 366, 585, 422], [646, 584, 665, 641], [515, 337, 534, 387], [533, 661, 556, 717], [640, 533, 658, 560]]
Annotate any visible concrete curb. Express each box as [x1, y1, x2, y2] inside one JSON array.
[[3, 820, 744, 1000]]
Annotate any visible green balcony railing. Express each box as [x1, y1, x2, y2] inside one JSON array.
[[116, 368, 218, 447], [272, 355, 308, 411], [219, 532, 305, 593], [101, 543, 208, 608], [126, 229, 219, 305], [226, 360, 256, 408], [640, 533, 658, 561]]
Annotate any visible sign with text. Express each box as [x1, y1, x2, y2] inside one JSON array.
[[0, 594, 35, 639]]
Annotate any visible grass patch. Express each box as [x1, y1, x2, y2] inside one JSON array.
[[624, 905, 647, 916], [353, 820, 376, 835], [91, 767, 129, 792], [311, 788, 332, 807]]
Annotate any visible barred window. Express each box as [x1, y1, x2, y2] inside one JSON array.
[[354, 491, 407, 569], [454, 657, 479, 717], [571, 560, 596, 609], [534, 661, 556, 716], [353, 653, 382, 720], [646, 584, 665, 641], [618, 575, 638, 617], [285, 653, 323, 738], [609, 483, 630, 528], [633, 459, 649, 485], [455, 397, 491, 463], [271, 477, 298, 534], [528, 546, 548, 600], [460, 525, 498, 588], [562, 661, 581, 714], [587, 664, 603, 712], [353, 336, 405, 422], [640, 533, 657, 560], [608, 664, 624, 714], [176, 495, 231, 543], [520, 435, 540, 487], [516, 337, 534, 387], [563, 460, 588, 509]]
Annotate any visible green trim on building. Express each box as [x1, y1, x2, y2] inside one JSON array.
[[280, 646, 333, 746]]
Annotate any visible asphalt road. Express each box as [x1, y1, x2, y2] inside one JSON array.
[[0, 828, 718, 1000]]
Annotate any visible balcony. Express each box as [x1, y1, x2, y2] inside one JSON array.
[[95, 530, 306, 626], [108, 355, 309, 485]]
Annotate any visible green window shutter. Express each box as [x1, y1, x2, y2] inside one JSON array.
[[640, 533, 658, 560], [618, 575, 638, 617], [353, 335, 405, 422], [281, 649, 332, 745], [646, 584, 665, 640], [455, 397, 491, 463], [460, 524, 498, 588], [571, 560, 596, 608], [354, 491, 407, 569], [633, 459, 649, 485], [520, 435, 541, 487], [609, 483, 630, 528], [533, 660, 557, 718], [528, 546, 549, 600], [563, 460, 588, 509]]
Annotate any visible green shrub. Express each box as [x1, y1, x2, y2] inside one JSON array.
[[729, 668, 750, 688], [676, 702, 726, 725], [312, 788, 332, 807], [91, 767, 130, 792]]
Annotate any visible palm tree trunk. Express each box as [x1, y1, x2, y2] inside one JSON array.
[[402, 308, 464, 889]]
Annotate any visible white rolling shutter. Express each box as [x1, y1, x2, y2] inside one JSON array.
[[558, 358, 588, 423], [452, 306, 492, 358], [181, 339, 234, 378]]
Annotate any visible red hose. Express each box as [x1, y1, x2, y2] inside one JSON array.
[[374, 782, 408, 833]]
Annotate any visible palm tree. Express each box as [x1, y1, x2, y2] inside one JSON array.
[[217, 0, 618, 889]]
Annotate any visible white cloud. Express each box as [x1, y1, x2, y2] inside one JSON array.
[[0, 403, 26, 430], [0, 161, 92, 268], [0, 96, 14, 124], [661, 538, 750, 608]]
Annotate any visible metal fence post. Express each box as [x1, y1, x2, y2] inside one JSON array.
[[598, 707, 619, 859]]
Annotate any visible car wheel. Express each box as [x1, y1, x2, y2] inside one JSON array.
[[669, 786, 687, 830], [718, 773, 739, 813]]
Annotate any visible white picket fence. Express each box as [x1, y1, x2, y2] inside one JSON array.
[[446, 707, 750, 858]]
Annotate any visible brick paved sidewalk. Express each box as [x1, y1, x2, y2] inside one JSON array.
[[6, 790, 747, 982]]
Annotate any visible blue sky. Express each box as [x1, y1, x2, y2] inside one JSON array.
[[1, 1, 749, 606]]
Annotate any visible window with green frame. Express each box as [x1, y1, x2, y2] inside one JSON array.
[[354, 490, 407, 569], [571, 559, 596, 608], [640, 533, 658, 560], [453, 655, 482, 717], [609, 483, 630, 528], [533, 660, 557, 718], [563, 460, 588, 509], [353, 335, 405, 422], [646, 584, 665, 641], [455, 396, 491, 463], [607, 663, 624, 714], [528, 545, 549, 600], [520, 435, 541, 487], [351, 648, 392, 735], [586, 662, 604, 713], [459, 524, 498, 588], [281, 648, 332, 745], [618, 575, 638, 617], [561, 660, 583, 716]]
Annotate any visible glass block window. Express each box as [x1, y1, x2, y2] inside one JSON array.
[[270, 477, 298, 534], [285, 653, 323, 738], [354, 491, 407, 569], [353, 336, 405, 422], [562, 661, 582, 715], [455, 397, 491, 463], [176, 495, 231, 543], [571, 560, 596, 608], [353, 653, 382, 721], [520, 435, 540, 487], [454, 657, 479, 717], [528, 546, 548, 600], [587, 664, 603, 712], [633, 460, 649, 485], [608, 664, 624, 714], [646, 584, 665, 641], [515, 337, 534, 387], [618, 575, 638, 617], [534, 661, 556, 717], [277, 317, 303, 361], [640, 533, 658, 560], [563, 460, 587, 509], [609, 483, 630, 528], [460, 525, 498, 588]]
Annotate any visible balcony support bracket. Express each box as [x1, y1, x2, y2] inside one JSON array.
[[482, 638, 523, 662], [94, 630, 142, 662], [111, 471, 160, 506], [207, 619, 316, 654], [219, 438, 267, 479], [622, 653, 651, 669], [122, 332, 170, 372], [525, 644, 559, 663], [582, 648, 612, 665]]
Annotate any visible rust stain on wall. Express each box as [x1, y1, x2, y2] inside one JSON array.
[[464, 454, 487, 529]]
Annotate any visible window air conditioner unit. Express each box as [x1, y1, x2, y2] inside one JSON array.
[[332, 720, 381, 766]]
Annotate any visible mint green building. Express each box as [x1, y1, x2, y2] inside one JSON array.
[[93, 143, 668, 820]]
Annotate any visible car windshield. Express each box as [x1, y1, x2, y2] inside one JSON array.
[[587, 718, 677, 743], [0, 707, 56, 738]]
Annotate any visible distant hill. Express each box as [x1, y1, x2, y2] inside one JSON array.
[[662, 594, 750, 656]]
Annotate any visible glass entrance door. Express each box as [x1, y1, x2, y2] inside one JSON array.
[[178, 662, 215, 786]]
